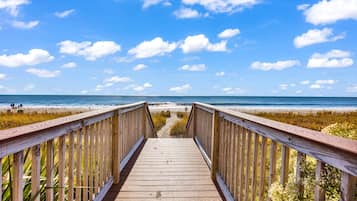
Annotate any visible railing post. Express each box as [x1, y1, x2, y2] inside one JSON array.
[[0, 158, 2, 201], [13, 151, 23, 201], [112, 110, 120, 184], [143, 103, 147, 138], [210, 110, 220, 182], [340, 172, 357, 201], [314, 161, 326, 201], [193, 103, 197, 137]]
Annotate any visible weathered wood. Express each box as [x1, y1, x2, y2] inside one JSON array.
[[89, 124, 94, 200], [46, 140, 54, 201], [251, 133, 259, 201], [296, 152, 306, 199], [58, 136, 66, 201], [83, 126, 89, 201], [210, 110, 220, 181], [314, 161, 326, 201], [259, 137, 267, 201], [31, 145, 41, 201], [244, 129, 252, 201], [280, 145, 290, 186], [0, 158, 2, 201], [68, 133, 75, 201], [76, 129, 82, 200], [239, 127, 246, 201], [340, 172, 356, 201], [234, 125, 241, 199], [13, 151, 23, 201]]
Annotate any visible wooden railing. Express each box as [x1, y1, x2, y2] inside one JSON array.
[[0, 101, 155, 201], [187, 102, 357, 201]]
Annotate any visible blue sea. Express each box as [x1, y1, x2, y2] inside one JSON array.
[[0, 95, 357, 108]]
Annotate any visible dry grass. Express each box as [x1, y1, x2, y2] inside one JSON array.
[[0, 112, 76, 130], [170, 112, 189, 136], [253, 111, 357, 131], [151, 111, 171, 131]]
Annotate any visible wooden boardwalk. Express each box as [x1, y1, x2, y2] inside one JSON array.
[[115, 138, 222, 201]]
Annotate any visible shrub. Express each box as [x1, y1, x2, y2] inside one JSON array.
[[151, 113, 167, 131], [170, 115, 188, 136], [160, 110, 171, 118], [177, 112, 188, 119]]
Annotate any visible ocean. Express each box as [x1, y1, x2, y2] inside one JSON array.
[[0, 95, 357, 108]]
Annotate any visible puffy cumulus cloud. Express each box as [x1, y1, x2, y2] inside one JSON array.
[[215, 71, 225, 76], [307, 49, 353, 68], [133, 64, 148, 71], [251, 60, 300, 71], [0, 49, 54, 68], [58, 40, 121, 61], [0, 73, 6, 80], [173, 7, 202, 19], [182, 0, 259, 13], [222, 87, 244, 94], [303, 0, 357, 25], [26, 68, 60, 78], [169, 84, 191, 93], [128, 37, 177, 59], [143, 0, 171, 8], [218, 28, 240, 39], [61, 62, 77, 69], [104, 76, 131, 83], [179, 64, 206, 71], [54, 9, 75, 18], [180, 34, 227, 53], [294, 28, 345, 48], [0, 0, 29, 16], [11, 20, 39, 29]]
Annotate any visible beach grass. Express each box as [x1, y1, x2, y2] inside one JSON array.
[[151, 110, 171, 131], [170, 112, 189, 136], [0, 112, 77, 130]]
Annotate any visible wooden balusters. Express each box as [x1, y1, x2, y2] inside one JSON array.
[[251, 133, 259, 201], [46, 140, 54, 201], [315, 161, 326, 201], [295, 152, 306, 199], [76, 129, 82, 200], [31, 145, 41, 201], [280, 145, 290, 186], [58, 136, 66, 201], [83, 126, 89, 201], [89, 124, 95, 200], [112, 111, 120, 184], [13, 151, 23, 201], [340, 172, 357, 201], [68, 132, 75, 201], [258, 137, 267, 201], [234, 124, 241, 199], [210, 110, 220, 181], [0, 158, 2, 201], [244, 129, 252, 201], [239, 126, 246, 201]]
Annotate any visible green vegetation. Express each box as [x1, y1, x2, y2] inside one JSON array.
[[170, 112, 189, 136], [0, 112, 75, 130], [151, 110, 171, 131], [254, 111, 357, 140]]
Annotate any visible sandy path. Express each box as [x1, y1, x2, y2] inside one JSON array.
[[157, 113, 179, 138]]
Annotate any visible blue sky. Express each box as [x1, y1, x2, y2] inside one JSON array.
[[0, 0, 356, 96]]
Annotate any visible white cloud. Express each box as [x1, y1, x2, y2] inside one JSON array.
[[0, 49, 54, 68], [26, 68, 60, 78], [58, 40, 121, 61], [54, 9, 75, 18], [0, 73, 6, 80], [61, 62, 77, 69], [251, 60, 300, 71], [179, 64, 206, 71], [11, 20, 39, 29], [104, 76, 131, 83], [307, 49, 353, 68], [24, 83, 35, 91], [0, 0, 29, 16], [180, 34, 227, 53], [303, 0, 357, 25], [300, 80, 310, 85], [182, 0, 259, 13], [143, 0, 171, 8], [133, 64, 147, 71], [222, 87, 244, 94], [216, 71, 225, 76], [279, 84, 289, 90], [297, 4, 310, 11], [128, 37, 177, 59], [218, 28, 240, 39], [133, 82, 153, 91], [346, 84, 357, 93], [169, 84, 191, 93], [294, 28, 345, 48], [174, 8, 201, 19], [310, 79, 337, 89]]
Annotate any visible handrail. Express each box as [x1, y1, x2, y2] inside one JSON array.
[[187, 102, 357, 201], [0, 101, 155, 201]]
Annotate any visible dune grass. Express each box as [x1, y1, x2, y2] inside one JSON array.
[[151, 110, 171, 132], [0, 112, 76, 130], [170, 112, 189, 136]]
